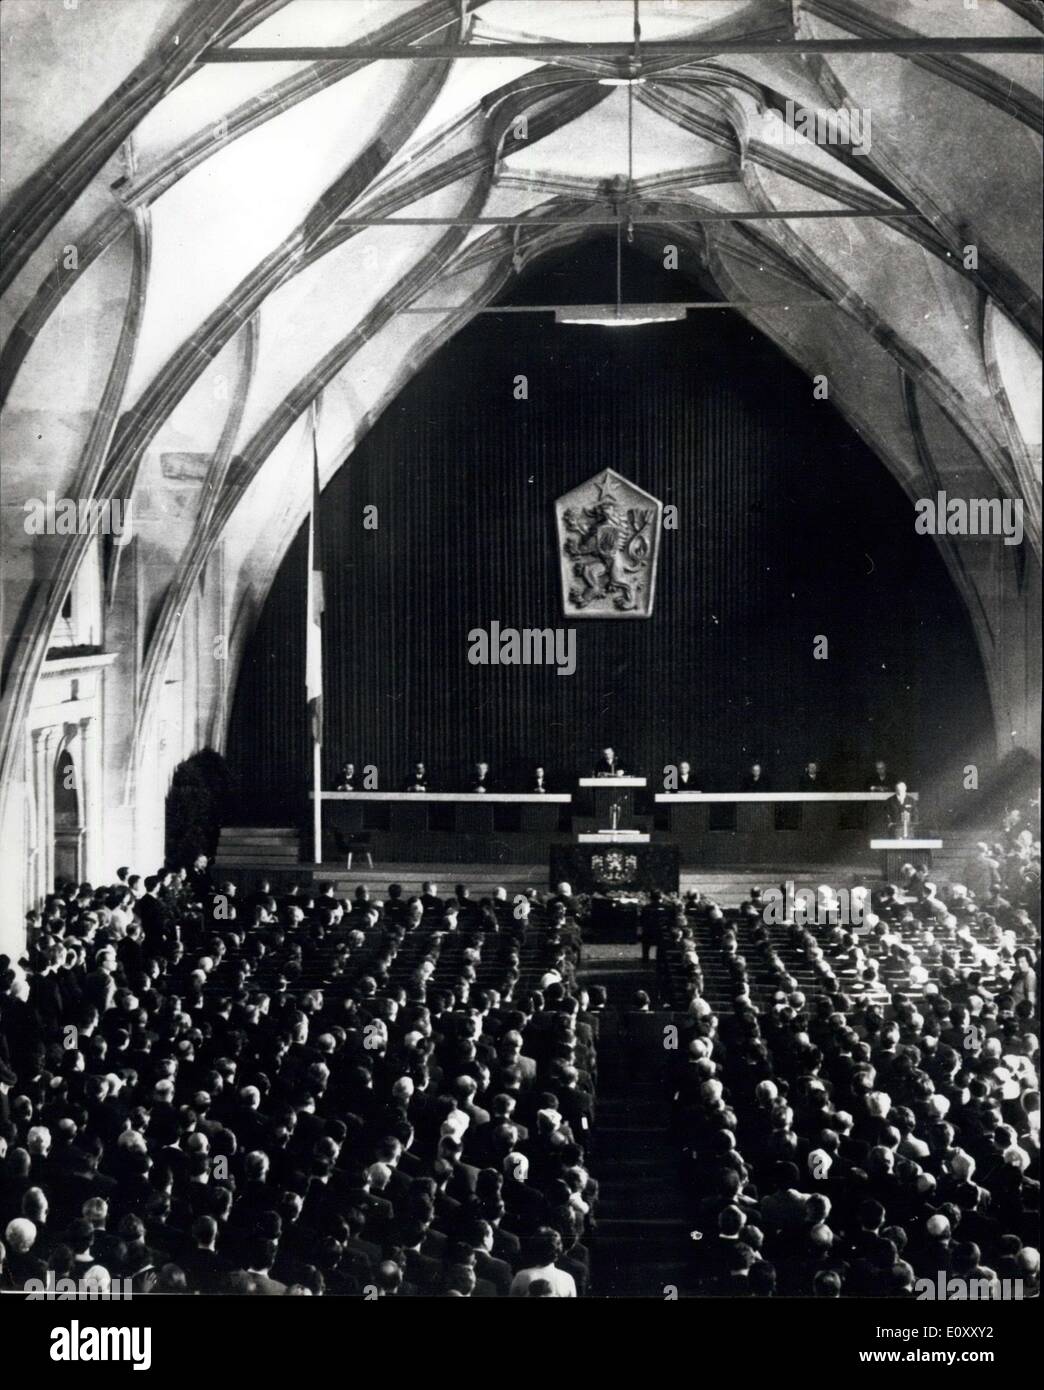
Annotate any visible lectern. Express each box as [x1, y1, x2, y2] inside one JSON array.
[[577, 776, 647, 825], [870, 838, 942, 881]]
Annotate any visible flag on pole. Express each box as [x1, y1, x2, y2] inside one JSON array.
[[306, 403, 324, 746]]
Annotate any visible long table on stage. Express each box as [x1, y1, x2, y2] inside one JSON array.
[[550, 839, 680, 893], [655, 791, 899, 861], [313, 791, 570, 863], [307, 789, 921, 868]]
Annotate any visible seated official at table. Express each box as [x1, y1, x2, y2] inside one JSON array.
[[885, 781, 917, 836], [740, 761, 770, 791], [336, 761, 357, 791], [676, 760, 700, 790], [532, 765, 550, 794], [798, 760, 823, 790], [404, 761, 430, 791], [593, 746, 625, 777], [469, 761, 493, 793], [866, 758, 891, 791]]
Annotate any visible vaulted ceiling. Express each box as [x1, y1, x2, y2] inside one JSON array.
[[1, 0, 1041, 789]]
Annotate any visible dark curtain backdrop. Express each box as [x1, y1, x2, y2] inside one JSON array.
[[227, 241, 993, 821]]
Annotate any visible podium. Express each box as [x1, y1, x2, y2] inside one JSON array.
[[577, 776, 646, 825], [550, 841, 680, 893], [870, 838, 942, 880]]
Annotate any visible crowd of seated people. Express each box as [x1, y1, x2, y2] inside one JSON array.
[[0, 869, 601, 1296], [657, 795, 1040, 1296]]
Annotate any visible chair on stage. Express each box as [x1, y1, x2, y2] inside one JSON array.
[[334, 828, 374, 871]]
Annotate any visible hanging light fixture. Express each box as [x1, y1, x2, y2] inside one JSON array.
[[554, 303, 687, 325]]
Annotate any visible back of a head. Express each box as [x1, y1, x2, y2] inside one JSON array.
[[527, 1227, 561, 1268]]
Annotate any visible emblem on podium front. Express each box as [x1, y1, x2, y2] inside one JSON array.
[[555, 469, 662, 618], [591, 851, 638, 887]]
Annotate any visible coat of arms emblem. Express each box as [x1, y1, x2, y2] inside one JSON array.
[[555, 469, 662, 618], [591, 851, 638, 887]]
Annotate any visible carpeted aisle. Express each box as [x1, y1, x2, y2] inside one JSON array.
[[579, 942, 695, 1297]]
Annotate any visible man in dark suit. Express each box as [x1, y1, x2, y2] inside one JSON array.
[[135, 877, 171, 954], [341, 1208, 381, 1285], [404, 762, 429, 791], [397, 1219, 442, 1294], [469, 761, 493, 793], [885, 782, 917, 837], [532, 765, 550, 794], [180, 1215, 230, 1293], [676, 760, 700, 790], [692, 1205, 751, 1294], [799, 760, 824, 790], [187, 855, 213, 902], [592, 747, 624, 776], [420, 882, 444, 917], [335, 762, 357, 790], [639, 890, 670, 964], [740, 762, 770, 791], [867, 759, 891, 791], [465, 1218, 513, 1296]]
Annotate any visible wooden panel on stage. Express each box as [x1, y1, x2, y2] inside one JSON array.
[[520, 803, 564, 833], [315, 791, 572, 863], [458, 803, 494, 833], [389, 800, 428, 833]]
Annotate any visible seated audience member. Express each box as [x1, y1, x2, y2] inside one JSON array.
[[509, 1227, 577, 1297]]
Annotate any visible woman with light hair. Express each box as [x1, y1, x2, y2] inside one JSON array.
[[80, 1264, 112, 1297], [866, 1091, 892, 1120], [1002, 1144, 1031, 1172]]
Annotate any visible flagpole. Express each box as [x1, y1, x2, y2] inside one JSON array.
[[310, 400, 323, 866], [313, 737, 322, 866]]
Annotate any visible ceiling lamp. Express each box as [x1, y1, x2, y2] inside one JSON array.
[[554, 303, 686, 326]]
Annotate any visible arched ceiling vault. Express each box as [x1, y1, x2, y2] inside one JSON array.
[[1, 0, 1041, 802]]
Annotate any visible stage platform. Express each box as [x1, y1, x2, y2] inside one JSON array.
[[212, 850, 881, 903]]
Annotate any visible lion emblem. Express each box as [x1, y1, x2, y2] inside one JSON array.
[[556, 471, 662, 617]]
